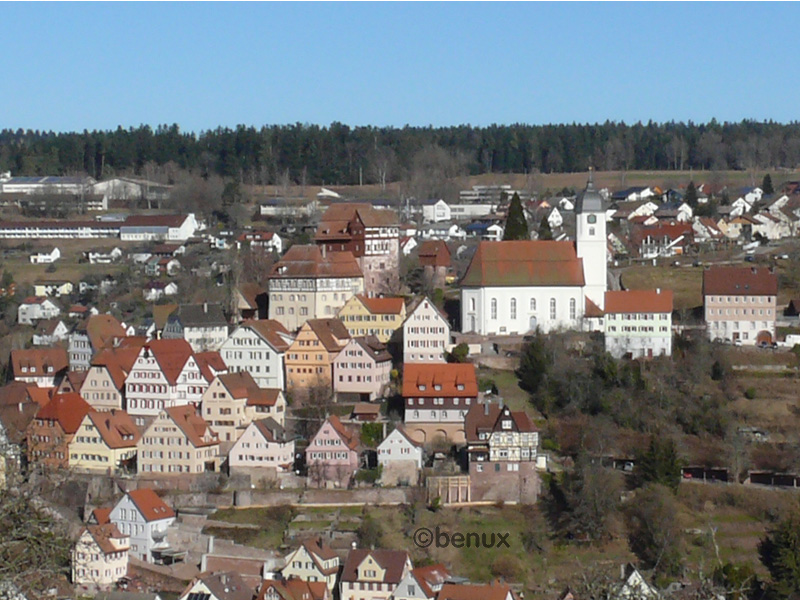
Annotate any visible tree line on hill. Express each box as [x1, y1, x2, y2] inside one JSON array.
[[2, 119, 800, 188]]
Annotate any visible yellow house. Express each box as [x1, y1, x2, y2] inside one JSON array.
[[33, 280, 74, 297], [337, 295, 406, 343], [285, 318, 350, 395], [69, 409, 140, 473]]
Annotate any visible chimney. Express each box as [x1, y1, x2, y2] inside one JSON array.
[[484, 401, 490, 416], [321, 245, 327, 259], [203, 302, 208, 314], [498, 397, 504, 410]]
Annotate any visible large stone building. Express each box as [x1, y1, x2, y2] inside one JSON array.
[[268, 245, 364, 331], [402, 363, 478, 444], [703, 265, 778, 345], [315, 203, 399, 296], [460, 175, 607, 335]]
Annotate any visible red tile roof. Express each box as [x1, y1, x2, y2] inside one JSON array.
[[164, 405, 219, 448], [85, 314, 128, 350], [356, 295, 405, 315], [243, 319, 292, 352], [195, 351, 227, 382], [91, 343, 144, 389], [326, 415, 359, 451], [90, 507, 112, 525], [604, 289, 673, 314], [126, 488, 175, 522], [86, 409, 141, 449], [461, 241, 585, 287], [402, 363, 478, 398], [418, 241, 451, 268], [139, 339, 193, 385], [585, 297, 604, 318], [11, 347, 68, 379], [270, 245, 363, 279], [84, 523, 129, 555], [438, 583, 517, 600], [304, 318, 351, 353], [703, 266, 778, 296], [35, 393, 91, 434], [411, 564, 452, 597]]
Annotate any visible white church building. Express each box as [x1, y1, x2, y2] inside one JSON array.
[[460, 175, 607, 335]]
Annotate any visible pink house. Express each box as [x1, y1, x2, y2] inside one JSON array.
[[333, 336, 392, 401], [228, 417, 295, 484], [306, 415, 360, 488]]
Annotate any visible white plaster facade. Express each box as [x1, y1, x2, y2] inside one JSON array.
[[402, 299, 450, 363]]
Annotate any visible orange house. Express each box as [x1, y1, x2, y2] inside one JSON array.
[[285, 318, 350, 396]]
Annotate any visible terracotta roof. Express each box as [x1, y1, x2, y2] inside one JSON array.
[[27, 385, 55, 407], [164, 405, 219, 448], [217, 371, 261, 399], [35, 393, 91, 434], [122, 214, 189, 228], [464, 402, 537, 443], [630, 222, 693, 247], [246, 388, 282, 408], [316, 204, 398, 239], [195, 351, 227, 382], [126, 488, 175, 522], [393, 425, 424, 448], [252, 418, 288, 443], [356, 295, 405, 315], [0, 399, 39, 445], [91, 507, 112, 525], [21, 295, 50, 305], [402, 363, 478, 398], [152, 304, 179, 329], [340, 549, 410, 584], [326, 415, 359, 451], [86, 409, 141, 449], [182, 572, 256, 600], [438, 583, 516, 600], [83, 523, 128, 554], [86, 314, 128, 350], [139, 339, 194, 385], [270, 245, 363, 279], [305, 318, 351, 352], [585, 296, 604, 318], [461, 241, 585, 288], [242, 319, 292, 352], [352, 402, 381, 416], [300, 537, 339, 565], [257, 579, 328, 600], [703, 266, 778, 296], [11, 347, 69, 380], [237, 283, 265, 310], [418, 240, 452, 268], [604, 289, 673, 314], [91, 343, 144, 389], [411, 564, 452, 597]]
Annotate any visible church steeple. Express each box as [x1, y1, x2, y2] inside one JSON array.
[[576, 168, 607, 310]]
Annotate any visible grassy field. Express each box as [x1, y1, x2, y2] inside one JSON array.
[[620, 265, 704, 310]]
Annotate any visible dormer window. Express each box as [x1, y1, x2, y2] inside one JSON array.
[[457, 384, 465, 391], [418, 384, 426, 391], [434, 384, 442, 391]]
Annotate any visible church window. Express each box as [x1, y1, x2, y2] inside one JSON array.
[[570, 298, 576, 320], [510, 298, 517, 319], [530, 298, 536, 311], [491, 299, 497, 319], [550, 298, 556, 319], [588, 214, 597, 224], [589, 227, 595, 236], [470, 298, 475, 311]]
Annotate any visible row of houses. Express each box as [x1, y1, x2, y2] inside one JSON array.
[[0, 213, 198, 240]]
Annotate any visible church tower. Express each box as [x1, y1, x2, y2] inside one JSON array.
[[576, 168, 607, 310]]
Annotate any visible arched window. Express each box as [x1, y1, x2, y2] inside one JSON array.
[[470, 297, 476, 311], [530, 298, 536, 311], [570, 298, 577, 320], [510, 298, 517, 319], [491, 298, 498, 319], [550, 298, 556, 320]]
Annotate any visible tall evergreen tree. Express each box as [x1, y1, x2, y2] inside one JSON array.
[[633, 437, 683, 490], [538, 216, 553, 240], [502, 192, 529, 240], [763, 173, 775, 195], [684, 181, 698, 208], [759, 510, 800, 598]]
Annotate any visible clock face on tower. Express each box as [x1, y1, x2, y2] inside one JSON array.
[[587, 214, 597, 224]]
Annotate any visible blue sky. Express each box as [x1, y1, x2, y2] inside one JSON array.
[[2, 2, 798, 133]]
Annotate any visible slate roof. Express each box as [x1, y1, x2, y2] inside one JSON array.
[[460, 241, 585, 288], [703, 266, 778, 296]]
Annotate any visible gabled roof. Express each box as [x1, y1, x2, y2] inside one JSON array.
[[11, 348, 69, 378], [703, 266, 778, 296], [406, 296, 449, 325], [91, 343, 145, 389], [464, 402, 537, 443], [604, 289, 673, 314], [241, 319, 292, 352], [316, 204, 398, 238], [349, 336, 392, 363], [34, 318, 66, 336], [323, 415, 359, 451], [304, 318, 351, 352], [461, 241, 585, 288], [385, 425, 424, 449], [20, 295, 53, 305], [86, 409, 141, 449], [0, 395, 39, 445], [153, 304, 179, 329], [355, 295, 405, 315], [216, 371, 262, 400], [402, 363, 478, 398], [125, 488, 175, 522], [85, 314, 128, 350], [83, 523, 129, 554], [35, 393, 91, 434], [340, 549, 410, 584], [138, 339, 194, 385], [410, 564, 452, 597], [251, 418, 288, 444], [257, 579, 328, 600], [164, 405, 219, 448], [237, 283, 266, 310], [182, 572, 255, 600], [176, 303, 227, 328], [270, 245, 363, 279], [585, 296, 604, 318], [418, 241, 451, 268], [195, 351, 227, 382]]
